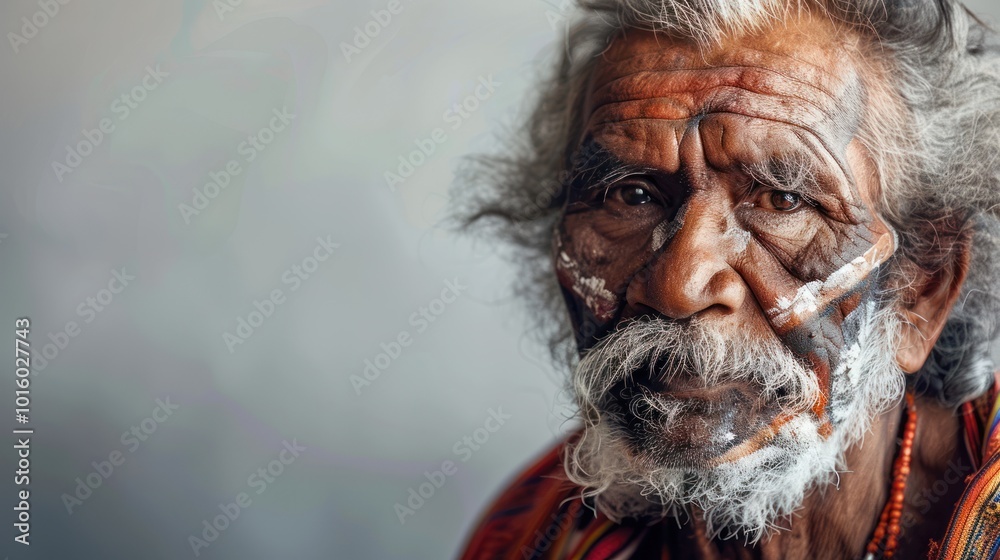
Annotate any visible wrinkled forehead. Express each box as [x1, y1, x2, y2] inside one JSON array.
[[580, 17, 868, 170]]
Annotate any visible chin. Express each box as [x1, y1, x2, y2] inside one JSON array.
[[563, 303, 906, 540], [565, 403, 847, 541]]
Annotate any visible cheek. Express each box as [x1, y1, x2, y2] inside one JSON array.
[[553, 217, 650, 329], [555, 248, 619, 324], [740, 228, 894, 426], [778, 279, 884, 429], [776, 232, 894, 331], [827, 289, 885, 415]]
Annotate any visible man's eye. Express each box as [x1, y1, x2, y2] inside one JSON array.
[[619, 185, 653, 205], [762, 190, 802, 212], [566, 177, 670, 214]]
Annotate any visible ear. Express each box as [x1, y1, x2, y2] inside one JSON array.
[[896, 244, 971, 373]]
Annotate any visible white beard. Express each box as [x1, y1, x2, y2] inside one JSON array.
[[563, 299, 906, 541]]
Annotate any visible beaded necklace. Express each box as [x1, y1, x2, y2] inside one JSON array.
[[864, 391, 918, 560]]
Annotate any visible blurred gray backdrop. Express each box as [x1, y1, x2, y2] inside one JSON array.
[[0, 1, 997, 559]]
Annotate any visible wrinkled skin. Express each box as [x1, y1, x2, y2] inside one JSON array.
[[554, 15, 970, 559]]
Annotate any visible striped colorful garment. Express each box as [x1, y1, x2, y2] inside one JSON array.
[[458, 379, 1000, 560], [457, 441, 660, 560], [932, 375, 1000, 560]]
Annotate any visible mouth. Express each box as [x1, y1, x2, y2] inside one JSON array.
[[603, 366, 786, 466]]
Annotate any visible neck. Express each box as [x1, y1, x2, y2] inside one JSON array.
[[680, 394, 971, 559]]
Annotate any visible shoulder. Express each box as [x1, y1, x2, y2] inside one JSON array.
[[457, 435, 582, 560], [932, 375, 1000, 558]]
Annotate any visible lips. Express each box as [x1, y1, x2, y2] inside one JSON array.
[[603, 366, 782, 466]]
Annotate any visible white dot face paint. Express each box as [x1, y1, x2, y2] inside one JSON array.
[[554, 234, 620, 322], [828, 301, 873, 424]]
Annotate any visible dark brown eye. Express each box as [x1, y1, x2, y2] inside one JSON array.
[[767, 191, 801, 211], [620, 185, 653, 205]]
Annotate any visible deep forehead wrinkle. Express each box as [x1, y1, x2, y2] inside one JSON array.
[[592, 28, 857, 103], [597, 16, 857, 78], [580, 20, 868, 176], [586, 60, 863, 144], [587, 84, 831, 131], [593, 41, 850, 95], [590, 66, 841, 121]]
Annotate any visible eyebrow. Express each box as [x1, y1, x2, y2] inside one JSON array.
[[565, 140, 654, 194], [741, 157, 830, 202], [563, 141, 846, 215]]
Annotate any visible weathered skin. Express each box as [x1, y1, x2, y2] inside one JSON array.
[[553, 15, 970, 559]]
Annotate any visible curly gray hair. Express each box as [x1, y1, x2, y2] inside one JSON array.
[[454, 0, 1000, 407]]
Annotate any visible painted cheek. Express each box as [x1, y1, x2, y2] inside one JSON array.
[[554, 250, 620, 323], [766, 232, 895, 330], [780, 279, 884, 435], [553, 213, 657, 338], [553, 227, 621, 325], [751, 229, 896, 430]]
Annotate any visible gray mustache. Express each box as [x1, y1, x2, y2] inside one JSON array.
[[571, 318, 821, 418]]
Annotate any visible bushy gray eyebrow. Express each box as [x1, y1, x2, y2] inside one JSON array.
[[565, 141, 843, 216], [566, 140, 656, 195], [741, 158, 829, 203]]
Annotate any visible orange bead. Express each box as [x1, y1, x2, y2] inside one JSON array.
[[865, 391, 918, 560]]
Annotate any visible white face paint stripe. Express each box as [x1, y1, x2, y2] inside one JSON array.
[[723, 225, 751, 254], [651, 221, 670, 252], [649, 202, 689, 253], [767, 230, 896, 328]]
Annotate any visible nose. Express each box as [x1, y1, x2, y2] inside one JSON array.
[[625, 197, 746, 320]]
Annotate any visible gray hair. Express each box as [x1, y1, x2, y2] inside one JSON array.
[[454, 0, 1000, 407]]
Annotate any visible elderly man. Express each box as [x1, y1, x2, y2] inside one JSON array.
[[456, 0, 1000, 558]]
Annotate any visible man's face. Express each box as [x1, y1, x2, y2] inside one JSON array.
[[557, 16, 905, 528]]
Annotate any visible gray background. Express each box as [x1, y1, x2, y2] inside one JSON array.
[[0, 1, 997, 559]]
